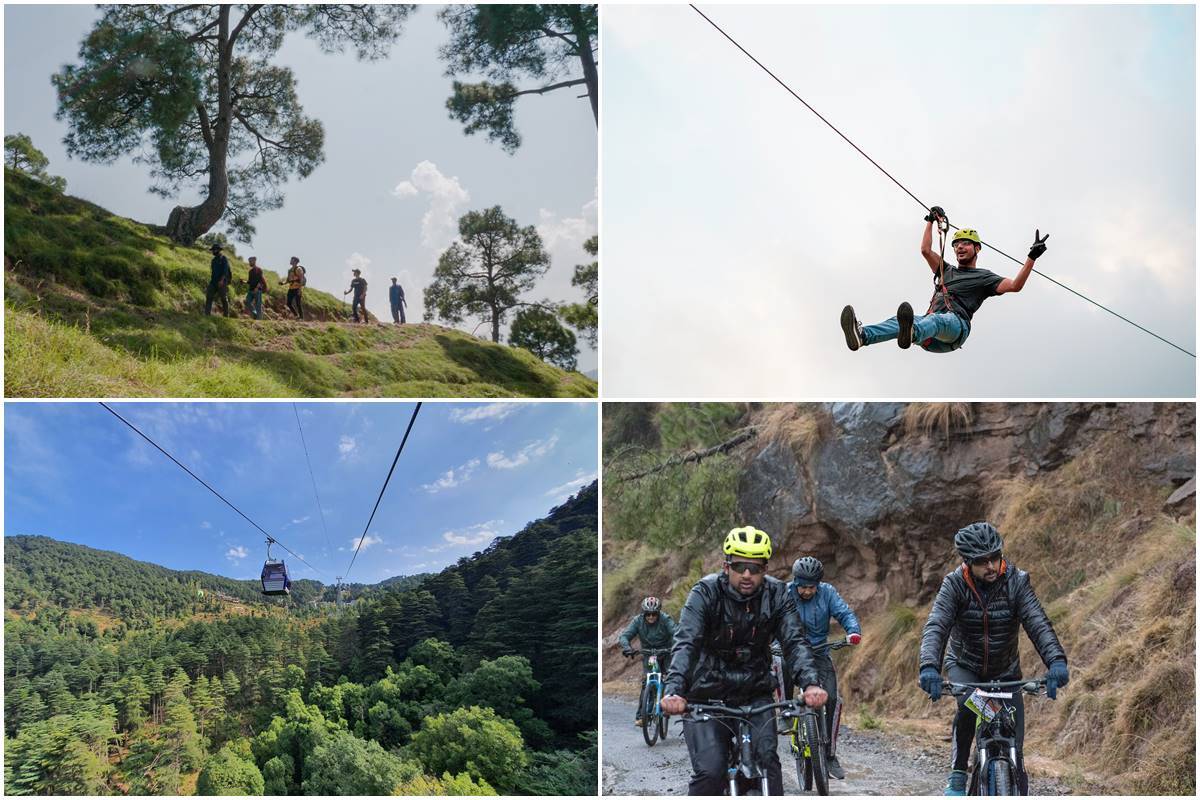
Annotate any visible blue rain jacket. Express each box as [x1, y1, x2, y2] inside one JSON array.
[[785, 580, 861, 648]]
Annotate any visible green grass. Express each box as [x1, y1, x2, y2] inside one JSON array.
[[3, 168, 597, 398]]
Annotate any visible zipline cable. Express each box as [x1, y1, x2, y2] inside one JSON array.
[[100, 402, 327, 577], [689, 4, 1195, 359], [293, 403, 333, 558], [344, 402, 422, 582]]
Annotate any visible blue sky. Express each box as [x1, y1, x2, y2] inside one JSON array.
[[4, 402, 597, 584], [4, 5, 597, 372], [602, 5, 1195, 397]]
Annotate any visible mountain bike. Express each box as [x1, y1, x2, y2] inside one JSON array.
[[684, 700, 808, 796], [780, 638, 849, 795], [630, 648, 671, 746], [940, 677, 1050, 796]]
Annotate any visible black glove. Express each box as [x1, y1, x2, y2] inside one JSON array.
[[1028, 229, 1049, 261], [924, 205, 946, 223]]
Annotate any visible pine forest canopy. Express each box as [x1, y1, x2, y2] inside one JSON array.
[[4, 482, 598, 795], [53, 4, 416, 245]]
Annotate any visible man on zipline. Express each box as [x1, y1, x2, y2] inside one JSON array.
[[840, 207, 1048, 353]]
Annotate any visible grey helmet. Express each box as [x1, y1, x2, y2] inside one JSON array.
[[792, 556, 824, 586], [641, 596, 662, 614], [955, 522, 1003, 561]]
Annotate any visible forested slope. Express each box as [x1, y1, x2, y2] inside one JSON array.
[[4, 482, 598, 795]]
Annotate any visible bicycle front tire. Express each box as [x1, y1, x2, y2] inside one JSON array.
[[804, 712, 829, 796], [988, 759, 1014, 796], [640, 683, 659, 746]]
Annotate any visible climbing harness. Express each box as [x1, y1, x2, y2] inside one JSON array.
[[688, 4, 1195, 359]]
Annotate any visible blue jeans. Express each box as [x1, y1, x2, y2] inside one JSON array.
[[863, 311, 968, 352], [245, 290, 263, 320]]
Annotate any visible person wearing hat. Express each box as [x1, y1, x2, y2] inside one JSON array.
[[344, 269, 368, 323], [389, 277, 407, 324], [839, 207, 1049, 353], [205, 243, 232, 316], [280, 257, 305, 319]]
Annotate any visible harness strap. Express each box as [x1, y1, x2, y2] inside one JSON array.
[[923, 217, 954, 348]]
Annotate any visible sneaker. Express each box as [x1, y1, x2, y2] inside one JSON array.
[[827, 754, 845, 780], [943, 769, 968, 796], [634, 718, 645, 728], [840, 305, 865, 351], [897, 302, 914, 349]]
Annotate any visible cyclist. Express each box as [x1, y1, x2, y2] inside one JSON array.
[[661, 527, 828, 796], [784, 556, 862, 780], [618, 595, 678, 727], [919, 522, 1069, 796]]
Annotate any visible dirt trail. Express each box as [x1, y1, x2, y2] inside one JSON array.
[[602, 695, 1074, 796]]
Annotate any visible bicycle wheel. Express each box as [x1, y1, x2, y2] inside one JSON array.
[[640, 683, 659, 746], [987, 759, 1014, 795], [804, 712, 829, 796], [657, 704, 669, 740]]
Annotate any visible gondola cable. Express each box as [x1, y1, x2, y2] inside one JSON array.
[[99, 402, 327, 578], [689, 4, 1195, 359], [293, 403, 334, 559], [344, 402, 422, 582]]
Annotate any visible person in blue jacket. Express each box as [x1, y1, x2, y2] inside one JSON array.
[[786, 556, 862, 780]]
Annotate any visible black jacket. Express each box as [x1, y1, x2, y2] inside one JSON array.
[[919, 562, 1066, 679], [665, 572, 819, 702], [210, 254, 232, 285]]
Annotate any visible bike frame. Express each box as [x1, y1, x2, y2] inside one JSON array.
[[943, 678, 1048, 796], [645, 653, 664, 718], [686, 700, 806, 796]]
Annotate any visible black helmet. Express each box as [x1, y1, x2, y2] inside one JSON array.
[[210, 243, 222, 252], [792, 556, 823, 585], [641, 596, 662, 614], [955, 522, 1003, 561]]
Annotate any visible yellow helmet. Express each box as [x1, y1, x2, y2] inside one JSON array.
[[951, 228, 981, 246], [723, 526, 773, 559]]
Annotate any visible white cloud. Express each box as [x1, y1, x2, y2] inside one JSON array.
[[200, 521, 212, 529], [345, 252, 372, 285], [450, 403, 523, 424], [289, 516, 311, 526], [392, 160, 471, 250], [338, 435, 357, 460], [421, 458, 481, 493], [487, 434, 559, 469], [544, 471, 598, 499], [430, 520, 506, 551], [350, 534, 383, 551], [226, 545, 249, 562]]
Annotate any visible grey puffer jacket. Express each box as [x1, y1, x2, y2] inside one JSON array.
[[665, 572, 819, 703], [919, 562, 1066, 679]]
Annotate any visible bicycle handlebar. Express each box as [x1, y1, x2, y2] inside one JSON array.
[[814, 637, 850, 652], [941, 677, 1049, 697], [625, 648, 672, 657], [684, 699, 810, 721]]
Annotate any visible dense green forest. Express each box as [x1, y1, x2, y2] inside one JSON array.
[[4, 483, 597, 795]]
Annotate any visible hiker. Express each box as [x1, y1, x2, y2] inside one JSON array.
[[205, 243, 232, 317], [344, 269, 368, 323], [840, 206, 1049, 353], [244, 256, 268, 320], [280, 257, 306, 319], [389, 277, 406, 324]]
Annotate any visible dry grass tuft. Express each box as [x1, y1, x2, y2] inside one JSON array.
[[902, 402, 974, 439], [758, 404, 832, 461]]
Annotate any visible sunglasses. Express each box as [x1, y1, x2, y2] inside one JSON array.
[[728, 561, 766, 576], [969, 552, 1002, 567]]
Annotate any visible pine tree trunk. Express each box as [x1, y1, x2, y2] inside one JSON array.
[[572, 10, 599, 124]]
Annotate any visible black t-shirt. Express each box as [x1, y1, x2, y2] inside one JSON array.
[[927, 261, 1004, 324], [350, 276, 367, 298]]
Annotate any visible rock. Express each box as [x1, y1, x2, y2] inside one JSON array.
[[1165, 477, 1195, 512]]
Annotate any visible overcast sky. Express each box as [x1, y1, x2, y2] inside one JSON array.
[[602, 5, 1195, 397], [4, 5, 597, 372], [5, 402, 597, 584]]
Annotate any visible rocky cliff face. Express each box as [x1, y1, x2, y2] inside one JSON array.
[[738, 403, 1195, 612]]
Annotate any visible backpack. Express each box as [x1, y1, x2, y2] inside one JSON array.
[[299, 265, 307, 287]]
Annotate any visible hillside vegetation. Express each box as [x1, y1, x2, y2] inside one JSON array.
[[3, 170, 596, 398], [603, 403, 1195, 794], [4, 483, 598, 795]]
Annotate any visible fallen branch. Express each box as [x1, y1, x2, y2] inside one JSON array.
[[610, 427, 758, 483]]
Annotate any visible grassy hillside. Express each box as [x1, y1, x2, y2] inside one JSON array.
[[3, 169, 596, 398]]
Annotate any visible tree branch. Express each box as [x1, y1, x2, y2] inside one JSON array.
[[508, 78, 587, 99], [609, 428, 759, 483]]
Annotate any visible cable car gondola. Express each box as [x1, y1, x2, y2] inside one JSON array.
[[261, 539, 291, 596]]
